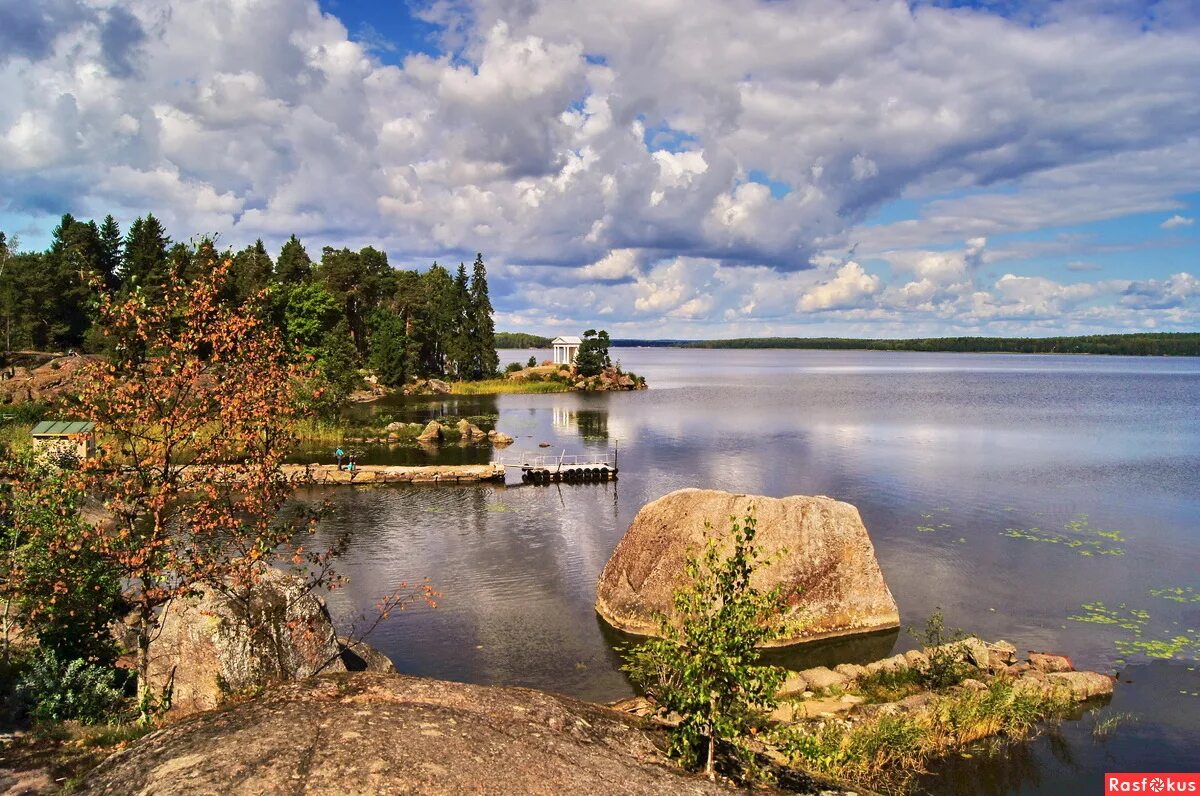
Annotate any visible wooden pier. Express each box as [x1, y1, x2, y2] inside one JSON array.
[[500, 452, 618, 484], [281, 463, 506, 485]]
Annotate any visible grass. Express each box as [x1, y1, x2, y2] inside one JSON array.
[[293, 417, 350, 443], [450, 378, 570, 395], [771, 678, 1072, 793], [853, 667, 925, 704]]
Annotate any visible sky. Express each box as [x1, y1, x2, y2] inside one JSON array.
[[0, 0, 1198, 339]]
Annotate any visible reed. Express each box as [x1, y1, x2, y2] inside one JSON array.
[[450, 379, 570, 395]]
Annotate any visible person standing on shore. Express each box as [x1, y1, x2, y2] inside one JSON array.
[[336, 447, 345, 470]]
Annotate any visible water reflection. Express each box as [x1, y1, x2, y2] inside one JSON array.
[[313, 348, 1200, 793]]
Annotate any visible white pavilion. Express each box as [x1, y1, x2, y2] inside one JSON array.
[[551, 335, 582, 365]]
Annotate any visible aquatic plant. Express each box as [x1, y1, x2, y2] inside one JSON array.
[[1091, 710, 1137, 740], [1149, 586, 1200, 604], [1069, 601, 1200, 661], [1001, 514, 1125, 557]]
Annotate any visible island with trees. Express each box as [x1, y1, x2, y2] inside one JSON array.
[[595, 333, 1200, 356], [0, 214, 646, 453]]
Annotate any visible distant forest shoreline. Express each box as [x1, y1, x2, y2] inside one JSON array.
[[495, 332, 1200, 357]]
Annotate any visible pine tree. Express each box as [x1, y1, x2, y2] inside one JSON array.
[[447, 263, 471, 377], [229, 239, 273, 303], [97, 215, 123, 291], [275, 235, 312, 285], [467, 253, 499, 379], [575, 329, 612, 377], [44, 214, 98, 350], [121, 214, 171, 300]]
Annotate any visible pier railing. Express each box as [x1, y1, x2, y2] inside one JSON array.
[[498, 452, 615, 470]]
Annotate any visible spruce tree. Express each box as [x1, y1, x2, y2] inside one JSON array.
[[121, 214, 171, 300], [97, 215, 123, 291], [468, 253, 499, 379], [45, 214, 99, 350], [448, 263, 471, 377]]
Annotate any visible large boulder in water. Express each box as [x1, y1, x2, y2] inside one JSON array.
[[146, 567, 346, 715], [595, 489, 900, 646], [79, 673, 745, 796]]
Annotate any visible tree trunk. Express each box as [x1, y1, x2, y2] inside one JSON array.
[[705, 695, 717, 781], [136, 603, 154, 720]]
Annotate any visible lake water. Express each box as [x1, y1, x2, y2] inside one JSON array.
[[310, 348, 1200, 792]]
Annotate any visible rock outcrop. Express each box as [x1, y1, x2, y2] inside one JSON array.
[[595, 489, 899, 645], [456, 419, 487, 440], [145, 567, 346, 715], [80, 674, 746, 796], [416, 420, 444, 442]]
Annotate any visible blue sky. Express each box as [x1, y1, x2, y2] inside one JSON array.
[[1, 0, 1198, 337]]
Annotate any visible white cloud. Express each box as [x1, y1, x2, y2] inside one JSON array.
[[0, 0, 1198, 335], [798, 262, 881, 312], [1161, 214, 1195, 230]]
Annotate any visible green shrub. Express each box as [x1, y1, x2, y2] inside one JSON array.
[[17, 650, 127, 725], [504, 361, 522, 373], [912, 608, 972, 689], [623, 511, 788, 781], [527, 356, 537, 368]]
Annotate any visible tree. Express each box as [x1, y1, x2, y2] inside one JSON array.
[[623, 511, 787, 781], [575, 329, 611, 377], [76, 248, 330, 716], [367, 311, 408, 387], [228, 239, 273, 303], [0, 455, 123, 665], [466, 253, 499, 380], [317, 318, 362, 406], [316, 246, 394, 355], [281, 282, 340, 360], [120, 214, 171, 300], [408, 263, 456, 378], [275, 235, 313, 285], [97, 215, 123, 292], [44, 214, 99, 350], [0, 232, 16, 355], [447, 263, 472, 377]]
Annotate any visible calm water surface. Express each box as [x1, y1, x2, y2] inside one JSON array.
[[310, 349, 1200, 793]]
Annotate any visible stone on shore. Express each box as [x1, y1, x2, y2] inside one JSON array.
[[595, 489, 900, 645], [79, 674, 744, 796], [145, 567, 345, 715], [799, 666, 849, 691], [1029, 651, 1074, 673], [337, 637, 397, 673], [1045, 671, 1113, 699]]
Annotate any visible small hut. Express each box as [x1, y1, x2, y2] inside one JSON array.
[[552, 336, 582, 366], [30, 420, 96, 461]]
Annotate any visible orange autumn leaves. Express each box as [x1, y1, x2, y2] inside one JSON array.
[[74, 247, 328, 709]]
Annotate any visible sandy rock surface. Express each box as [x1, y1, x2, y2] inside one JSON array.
[[596, 489, 900, 645], [79, 674, 760, 796]]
